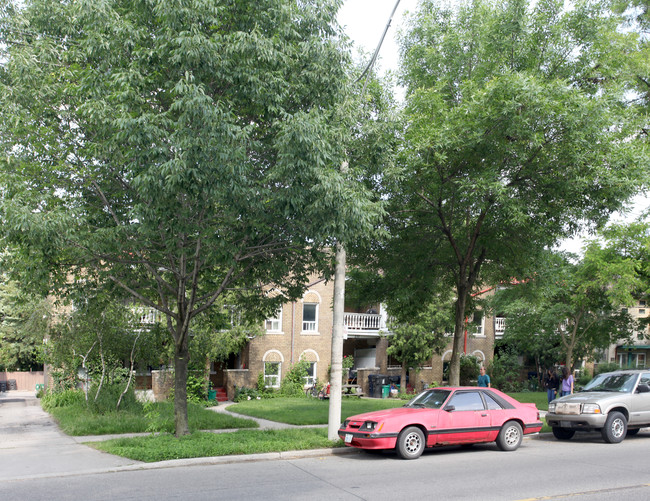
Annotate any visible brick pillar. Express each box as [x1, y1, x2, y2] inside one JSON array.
[[376, 337, 389, 374], [151, 369, 174, 402]]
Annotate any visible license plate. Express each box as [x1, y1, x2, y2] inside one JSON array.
[[560, 421, 573, 428], [345, 434, 353, 443]]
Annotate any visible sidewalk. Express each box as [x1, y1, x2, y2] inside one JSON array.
[[0, 391, 347, 481]]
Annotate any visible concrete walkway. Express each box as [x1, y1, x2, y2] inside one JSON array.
[[0, 390, 139, 481], [0, 391, 345, 482]]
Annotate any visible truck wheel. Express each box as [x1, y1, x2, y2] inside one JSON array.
[[601, 411, 627, 443]]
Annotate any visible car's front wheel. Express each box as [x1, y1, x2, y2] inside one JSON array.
[[552, 427, 575, 440], [496, 421, 522, 451], [601, 411, 627, 443], [396, 426, 425, 459]]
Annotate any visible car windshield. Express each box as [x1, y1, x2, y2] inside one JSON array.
[[582, 373, 638, 393], [405, 389, 451, 409]]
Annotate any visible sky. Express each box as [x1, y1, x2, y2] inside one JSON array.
[[337, 0, 649, 256]]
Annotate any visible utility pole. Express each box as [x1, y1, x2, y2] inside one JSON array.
[[327, 0, 402, 441]]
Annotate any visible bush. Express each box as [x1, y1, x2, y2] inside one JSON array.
[[89, 382, 141, 413], [488, 347, 522, 392], [280, 359, 310, 397], [233, 386, 262, 402], [459, 354, 481, 386], [595, 362, 620, 375], [41, 388, 85, 410]]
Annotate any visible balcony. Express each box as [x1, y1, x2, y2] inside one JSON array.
[[495, 317, 506, 339], [344, 312, 383, 337], [132, 307, 161, 325]]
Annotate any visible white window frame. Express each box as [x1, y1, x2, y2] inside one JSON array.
[[638, 353, 646, 368], [302, 303, 318, 332], [303, 362, 316, 386], [265, 309, 282, 333], [469, 311, 485, 337], [264, 362, 281, 388]]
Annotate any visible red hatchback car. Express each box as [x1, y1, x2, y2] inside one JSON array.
[[338, 387, 542, 459]]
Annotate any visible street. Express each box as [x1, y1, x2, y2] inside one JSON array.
[[3, 428, 650, 500]]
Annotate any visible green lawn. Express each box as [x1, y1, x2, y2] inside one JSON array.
[[227, 397, 405, 425], [506, 391, 549, 412], [73, 392, 550, 462], [47, 401, 258, 436], [91, 428, 340, 462]]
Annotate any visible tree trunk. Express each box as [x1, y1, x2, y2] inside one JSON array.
[[449, 290, 468, 387], [400, 364, 408, 395], [174, 342, 190, 437]]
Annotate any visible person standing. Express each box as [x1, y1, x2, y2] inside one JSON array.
[[560, 367, 574, 397], [544, 369, 559, 403], [478, 366, 491, 388]]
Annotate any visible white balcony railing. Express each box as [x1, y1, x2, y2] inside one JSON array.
[[344, 312, 381, 331], [133, 307, 161, 325], [495, 317, 506, 339]]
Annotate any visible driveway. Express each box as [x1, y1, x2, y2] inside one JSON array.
[[0, 390, 139, 481]]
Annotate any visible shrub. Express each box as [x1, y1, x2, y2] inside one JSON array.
[[459, 354, 481, 386], [88, 382, 141, 413], [280, 359, 310, 397], [595, 362, 620, 375], [488, 347, 522, 392], [41, 388, 85, 410], [233, 386, 262, 402]]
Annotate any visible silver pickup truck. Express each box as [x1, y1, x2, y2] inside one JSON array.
[[546, 370, 650, 443]]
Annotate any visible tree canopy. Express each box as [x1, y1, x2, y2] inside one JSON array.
[[354, 0, 647, 385], [0, 0, 378, 435]]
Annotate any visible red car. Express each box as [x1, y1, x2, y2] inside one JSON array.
[[338, 387, 542, 459]]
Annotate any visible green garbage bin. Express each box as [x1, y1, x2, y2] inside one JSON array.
[[381, 385, 390, 399], [208, 389, 217, 401]]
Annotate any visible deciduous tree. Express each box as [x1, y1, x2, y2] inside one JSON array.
[[371, 0, 645, 385], [0, 0, 377, 435]]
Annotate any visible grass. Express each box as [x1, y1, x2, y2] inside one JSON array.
[[227, 397, 405, 425], [47, 401, 258, 436], [506, 391, 549, 412], [91, 428, 340, 462], [49, 391, 553, 462]]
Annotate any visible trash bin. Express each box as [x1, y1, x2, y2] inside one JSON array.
[[207, 389, 217, 401], [381, 385, 390, 399], [0, 381, 6, 392], [7, 379, 17, 390], [35, 383, 44, 392]]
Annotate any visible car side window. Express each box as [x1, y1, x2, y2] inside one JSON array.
[[640, 373, 650, 386], [482, 392, 503, 410], [448, 391, 485, 411]]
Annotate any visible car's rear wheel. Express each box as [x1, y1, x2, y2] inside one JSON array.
[[601, 411, 627, 443], [396, 426, 425, 459], [496, 421, 522, 451], [627, 428, 640, 436], [552, 427, 575, 440]]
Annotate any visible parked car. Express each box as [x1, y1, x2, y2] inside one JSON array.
[[338, 387, 542, 459], [546, 369, 650, 443]]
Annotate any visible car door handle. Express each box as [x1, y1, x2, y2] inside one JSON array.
[[481, 414, 488, 417]]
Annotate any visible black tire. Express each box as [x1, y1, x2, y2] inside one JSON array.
[[601, 411, 627, 443], [496, 421, 523, 451], [552, 427, 575, 440], [627, 428, 640, 437], [396, 426, 425, 459]]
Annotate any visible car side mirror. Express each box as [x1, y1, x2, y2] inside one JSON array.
[[637, 384, 650, 393], [444, 405, 455, 412]]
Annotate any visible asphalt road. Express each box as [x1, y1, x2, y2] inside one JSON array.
[[3, 391, 650, 500]]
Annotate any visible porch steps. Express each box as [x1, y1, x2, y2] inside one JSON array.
[[215, 387, 228, 402]]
